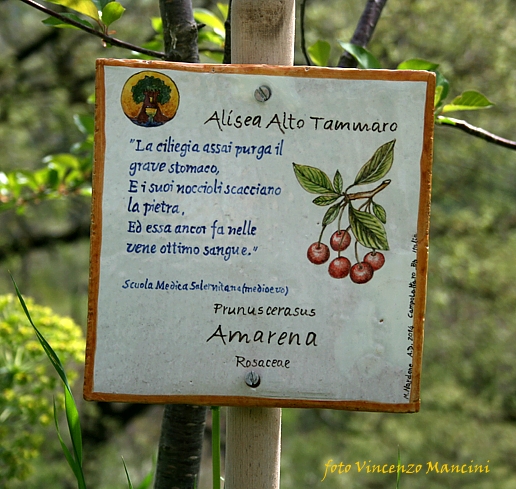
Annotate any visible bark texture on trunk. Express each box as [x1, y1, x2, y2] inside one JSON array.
[[154, 3, 205, 489], [154, 404, 208, 489], [159, 0, 199, 62]]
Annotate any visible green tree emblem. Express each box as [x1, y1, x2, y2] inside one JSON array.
[[131, 75, 173, 127]]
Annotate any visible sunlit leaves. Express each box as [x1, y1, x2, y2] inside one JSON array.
[[194, 8, 225, 36], [46, 0, 99, 20], [434, 72, 450, 111], [42, 14, 94, 29], [397, 58, 440, 71], [194, 4, 227, 62], [442, 90, 494, 113], [0, 117, 92, 212], [338, 42, 381, 69], [41, 0, 125, 32], [308, 40, 331, 67], [12, 280, 86, 489], [0, 293, 83, 483], [101, 1, 125, 28], [74, 114, 94, 136], [132, 17, 163, 60]]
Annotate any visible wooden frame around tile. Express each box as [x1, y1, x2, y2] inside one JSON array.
[[84, 58, 434, 413]]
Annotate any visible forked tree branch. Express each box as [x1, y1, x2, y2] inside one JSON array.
[[18, 0, 167, 59], [338, 0, 388, 68]]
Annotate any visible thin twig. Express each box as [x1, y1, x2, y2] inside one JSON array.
[[223, 0, 232, 63], [18, 0, 166, 59], [338, 0, 388, 68], [301, 0, 313, 66], [437, 116, 516, 151]]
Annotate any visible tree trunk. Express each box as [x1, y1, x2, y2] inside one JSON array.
[[159, 0, 199, 62], [153, 3, 205, 489], [154, 404, 207, 489]]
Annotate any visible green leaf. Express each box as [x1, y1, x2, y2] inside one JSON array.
[[74, 114, 95, 136], [135, 462, 155, 489], [322, 203, 341, 226], [53, 399, 84, 486], [11, 276, 72, 394], [91, 0, 111, 10], [199, 50, 224, 63], [312, 194, 340, 206], [198, 30, 225, 47], [194, 8, 225, 37], [46, 168, 60, 189], [150, 17, 163, 34], [372, 201, 387, 223], [349, 205, 389, 250], [122, 457, 134, 489], [333, 170, 343, 194], [217, 2, 229, 19], [11, 275, 86, 489], [442, 90, 494, 113], [308, 40, 331, 67], [65, 387, 83, 465], [46, 0, 100, 21], [338, 42, 381, 69], [293, 163, 335, 194], [354, 139, 396, 185], [434, 85, 443, 110], [434, 71, 450, 109], [101, 1, 125, 27], [42, 14, 94, 29], [397, 58, 440, 71]]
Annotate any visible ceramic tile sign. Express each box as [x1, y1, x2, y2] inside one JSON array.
[[84, 59, 434, 412]]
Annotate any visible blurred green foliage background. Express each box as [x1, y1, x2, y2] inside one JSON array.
[[1, 0, 516, 487]]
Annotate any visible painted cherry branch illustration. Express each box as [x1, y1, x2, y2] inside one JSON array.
[[293, 139, 396, 284]]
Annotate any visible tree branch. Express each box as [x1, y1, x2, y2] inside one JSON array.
[[0, 222, 90, 263], [153, 4, 204, 489], [301, 0, 313, 66], [437, 116, 516, 151], [223, 0, 232, 64], [18, 0, 167, 59], [338, 0, 388, 68], [15, 29, 60, 62], [154, 405, 207, 489], [159, 0, 199, 62]]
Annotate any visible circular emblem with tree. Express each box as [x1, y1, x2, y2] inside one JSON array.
[[121, 71, 179, 127]]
